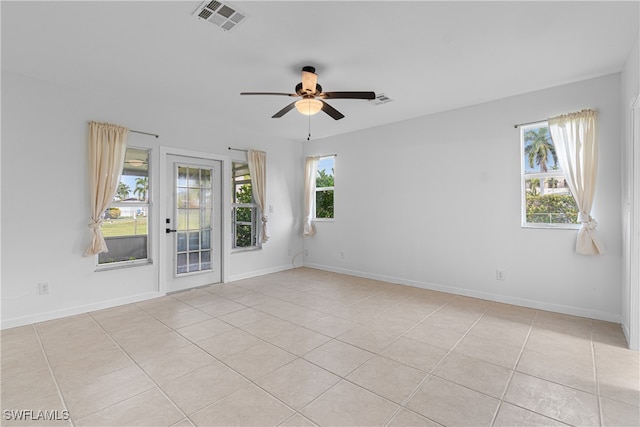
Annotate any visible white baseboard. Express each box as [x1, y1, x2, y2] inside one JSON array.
[[622, 322, 632, 348], [2, 262, 621, 330], [228, 264, 294, 282], [1, 264, 294, 330], [1, 291, 163, 330], [304, 262, 622, 324]]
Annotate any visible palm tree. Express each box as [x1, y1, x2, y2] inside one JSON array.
[[133, 177, 148, 201], [524, 127, 557, 172], [527, 178, 540, 196], [116, 182, 131, 201]]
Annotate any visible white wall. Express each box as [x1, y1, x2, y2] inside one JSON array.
[[1, 71, 304, 329], [0, 69, 629, 328], [621, 29, 640, 348], [304, 74, 623, 322]]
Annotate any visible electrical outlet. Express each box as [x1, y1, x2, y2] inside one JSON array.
[[496, 270, 505, 281], [340, 251, 345, 259], [38, 282, 50, 295], [304, 249, 309, 257]]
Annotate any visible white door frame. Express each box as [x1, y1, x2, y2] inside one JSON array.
[[158, 146, 231, 294], [628, 95, 640, 351]]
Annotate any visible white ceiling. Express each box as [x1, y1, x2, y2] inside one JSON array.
[[2, 1, 638, 142]]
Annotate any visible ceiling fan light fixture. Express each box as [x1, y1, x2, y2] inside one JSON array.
[[295, 98, 323, 116]]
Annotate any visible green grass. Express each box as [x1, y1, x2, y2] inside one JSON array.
[[102, 217, 148, 237]]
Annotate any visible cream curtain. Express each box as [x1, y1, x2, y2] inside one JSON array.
[[304, 156, 319, 237], [247, 149, 270, 243], [84, 121, 129, 256], [548, 109, 604, 255]]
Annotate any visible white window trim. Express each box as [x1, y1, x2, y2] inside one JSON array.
[[520, 122, 580, 230], [231, 161, 262, 251], [231, 204, 262, 252], [95, 146, 153, 269], [314, 155, 335, 221]]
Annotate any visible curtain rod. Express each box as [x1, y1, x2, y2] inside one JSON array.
[[130, 130, 159, 138], [228, 147, 248, 153], [514, 119, 548, 129], [87, 122, 159, 138], [515, 109, 597, 129]]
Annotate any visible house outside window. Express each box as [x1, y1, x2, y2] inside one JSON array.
[[98, 147, 150, 265], [521, 123, 579, 228], [232, 161, 260, 250], [315, 155, 335, 220]]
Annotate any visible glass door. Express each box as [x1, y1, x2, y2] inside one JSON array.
[[166, 156, 221, 292]]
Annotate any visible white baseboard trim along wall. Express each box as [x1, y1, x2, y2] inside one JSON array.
[[228, 264, 295, 283], [0, 291, 162, 330], [304, 263, 622, 324]]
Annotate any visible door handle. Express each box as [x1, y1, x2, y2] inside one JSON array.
[[166, 228, 177, 234]]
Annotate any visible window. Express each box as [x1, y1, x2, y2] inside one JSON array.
[[232, 162, 260, 249], [98, 148, 150, 265], [521, 123, 579, 228], [315, 155, 335, 219]]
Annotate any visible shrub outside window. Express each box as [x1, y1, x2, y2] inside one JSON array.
[[521, 123, 579, 228], [232, 162, 260, 250], [315, 156, 335, 220], [98, 147, 150, 265]]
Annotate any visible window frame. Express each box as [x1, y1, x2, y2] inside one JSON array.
[[96, 147, 152, 269], [520, 122, 580, 230], [314, 155, 336, 222], [231, 161, 261, 251]]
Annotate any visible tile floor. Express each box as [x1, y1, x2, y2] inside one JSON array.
[[1, 268, 639, 426]]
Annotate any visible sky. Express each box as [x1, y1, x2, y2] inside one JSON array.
[[318, 156, 335, 176]]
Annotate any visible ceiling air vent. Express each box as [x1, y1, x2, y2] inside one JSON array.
[[193, 0, 247, 32], [371, 93, 393, 105]]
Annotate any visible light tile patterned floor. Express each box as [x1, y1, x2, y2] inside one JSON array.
[[1, 268, 639, 426]]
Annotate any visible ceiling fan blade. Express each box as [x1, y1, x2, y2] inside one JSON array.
[[320, 100, 345, 120], [241, 92, 298, 97], [318, 91, 376, 100], [301, 66, 318, 94], [272, 101, 297, 118]]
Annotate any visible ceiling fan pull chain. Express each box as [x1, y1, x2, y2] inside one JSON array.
[[307, 109, 312, 141]]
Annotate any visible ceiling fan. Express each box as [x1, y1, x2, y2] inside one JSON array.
[[240, 66, 376, 120]]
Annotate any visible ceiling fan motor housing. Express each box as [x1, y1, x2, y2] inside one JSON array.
[[296, 82, 322, 97]]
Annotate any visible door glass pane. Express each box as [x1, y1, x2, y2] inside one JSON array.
[[202, 209, 212, 228], [177, 253, 188, 274], [188, 189, 200, 208], [203, 189, 213, 207], [201, 251, 211, 270], [187, 209, 199, 230], [177, 209, 188, 231], [177, 233, 187, 252], [188, 252, 200, 272], [201, 230, 211, 250], [201, 169, 211, 188], [188, 231, 200, 250], [188, 168, 199, 187], [178, 167, 187, 187], [177, 188, 187, 209], [175, 164, 214, 275]]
